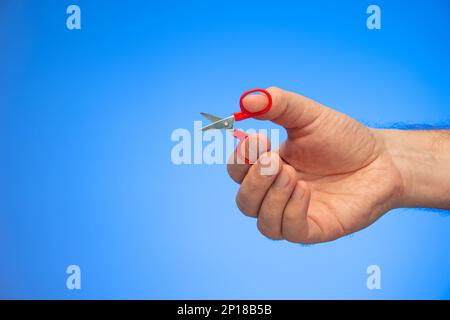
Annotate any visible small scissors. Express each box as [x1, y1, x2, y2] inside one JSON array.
[[200, 88, 272, 132], [200, 88, 273, 163]]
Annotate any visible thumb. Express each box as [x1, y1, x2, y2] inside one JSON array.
[[241, 86, 326, 131]]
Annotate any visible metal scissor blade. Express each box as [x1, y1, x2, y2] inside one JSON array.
[[200, 112, 222, 123], [201, 115, 235, 131]]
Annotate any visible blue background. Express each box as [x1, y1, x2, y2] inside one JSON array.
[[1, 0, 449, 299]]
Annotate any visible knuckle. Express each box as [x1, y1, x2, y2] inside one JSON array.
[[283, 231, 304, 244], [282, 211, 296, 225], [281, 224, 309, 244], [257, 217, 281, 240], [227, 164, 244, 184], [235, 192, 257, 217], [266, 86, 285, 101], [286, 232, 313, 245], [266, 86, 282, 95]]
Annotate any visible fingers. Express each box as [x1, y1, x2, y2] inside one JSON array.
[[282, 181, 323, 244], [235, 152, 281, 217], [257, 164, 297, 240], [233, 151, 323, 243], [227, 133, 270, 184], [241, 86, 326, 130]]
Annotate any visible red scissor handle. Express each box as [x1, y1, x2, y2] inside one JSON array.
[[234, 89, 273, 121], [233, 130, 252, 164]]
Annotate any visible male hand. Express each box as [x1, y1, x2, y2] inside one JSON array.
[[227, 87, 450, 244]]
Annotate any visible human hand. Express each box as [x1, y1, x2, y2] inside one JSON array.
[[228, 87, 406, 243]]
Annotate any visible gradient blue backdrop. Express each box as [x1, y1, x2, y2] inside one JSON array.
[[1, 0, 449, 299]]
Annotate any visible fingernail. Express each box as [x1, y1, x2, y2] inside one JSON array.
[[293, 183, 305, 199], [275, 168, 290, 187], [259, 153, 271, 166]]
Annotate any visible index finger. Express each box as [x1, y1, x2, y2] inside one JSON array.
[[227, 133, 270, 184]]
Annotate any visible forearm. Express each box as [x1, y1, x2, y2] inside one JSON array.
[[378, 129, 450, 209]]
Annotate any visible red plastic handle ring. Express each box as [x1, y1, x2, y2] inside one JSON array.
[[233, 130, 252, 164], [235, 89, 273, 121]]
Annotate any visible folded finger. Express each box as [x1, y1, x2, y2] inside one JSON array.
[[257, 164, 297, 240], [227, 133, 270, 184], [235, 152, 281, 217]]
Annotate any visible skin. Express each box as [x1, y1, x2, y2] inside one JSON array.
[[227, 87, 450, 244]]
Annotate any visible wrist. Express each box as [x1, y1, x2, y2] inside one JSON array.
[[377, 129, 450, 209]]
